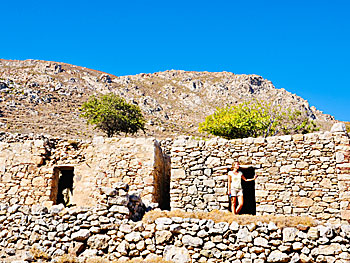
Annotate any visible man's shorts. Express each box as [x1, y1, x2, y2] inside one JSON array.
[[231, 188, 243, 197]]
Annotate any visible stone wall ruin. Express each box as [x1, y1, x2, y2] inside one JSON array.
[[0, 125, 349, 223], [161, 128, 350, 224], [0, 183, 350, 262], [0, 126, 349, 261], [0, 133, 170, 208]]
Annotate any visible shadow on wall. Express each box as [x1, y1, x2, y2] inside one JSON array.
[[160, 153, 171, 210], [154, 143, 171, 211]]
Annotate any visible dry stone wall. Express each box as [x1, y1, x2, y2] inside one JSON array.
[[1, 183, 350, 262], [161, 130, 350, 224], [0, 129, 350, 262], [0, 132, 168, 208]]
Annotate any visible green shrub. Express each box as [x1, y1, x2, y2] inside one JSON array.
[[345, 122, 350, 133], [199, 100, 318, 139], [80, 93, 146, 137]]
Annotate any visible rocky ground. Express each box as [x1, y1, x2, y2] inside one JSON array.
[[1, 184, 349, 262], [0, 59, 336, 139]]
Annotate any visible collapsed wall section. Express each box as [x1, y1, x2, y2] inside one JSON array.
[[163, 130, 350, 223]]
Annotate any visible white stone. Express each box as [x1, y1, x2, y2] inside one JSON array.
[[155, 218, 173, 225], [256, 205, 276, 213], [254, 237, 268, 247], [49, 204, 64, 215], [163, 245, 190, 263], [100, 187, 117, 196], [182, 235, 203, 247], [155, 230, 172, 244], [87, 234, 110, 249], [318, 243, 342, 255], [292, 242, 303, 250], [267, 250, 290, 262], [72, 229, 90, 241], [172, 169, 186, 179], [125, 232, 142, 242], [268, 222, 278, 231], [205, 157, 221, 168], [237, 228, 252, 242], [280, 165, 295, 173], [336, 152, 345, 163], [310, 150, 321, 156], [283, 227, 298, 242], [116, 240, 129, 255], [188, 185, 197, 195], [331, 123, 346, 132], [279, 135, 292, 141]]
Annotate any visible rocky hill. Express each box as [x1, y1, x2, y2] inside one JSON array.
[[0, 59, 335, 139]]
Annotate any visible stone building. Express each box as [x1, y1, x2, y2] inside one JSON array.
[[162, 123, 350, 224], [0, 123, 349, 223], [0, 135, 170, 209]]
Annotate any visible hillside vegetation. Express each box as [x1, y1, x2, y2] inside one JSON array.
[[0, 59, 336, 139]]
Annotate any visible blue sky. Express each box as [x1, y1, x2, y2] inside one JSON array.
[[2, 0, 349, 121]]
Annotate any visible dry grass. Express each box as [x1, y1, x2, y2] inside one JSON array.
[[30, 247, 50, 260], [120, 258, 171, 263], [143, 209, 316, 228], [56, 254, 78, 263], [52, 255, 170, 263], [85, 257, 109, 263]]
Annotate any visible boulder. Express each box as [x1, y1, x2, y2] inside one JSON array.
[[116, 240, 129, 256], [125, 232, 142, 242], [164, 245, 190, 263], [156, 230, 172, 244], [267, 250, 290, 262], [254, 237, 268, 247], [318, 243, 342, 255], [49, 204, 65, 215], [331, 123, 346, 132], [182, 235, 203, 247], [237, 228, 252, 242], [87, 234, 110, 250], [155, 217, 173, 225], [72, 229, 90, 241], [283, 227, 298, 242], [307, 227, 319, 240]]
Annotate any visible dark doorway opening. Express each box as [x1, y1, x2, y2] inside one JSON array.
[[158, 153, 171, 211], [239, 167, 256, 215], [56, 167, 74, 207]]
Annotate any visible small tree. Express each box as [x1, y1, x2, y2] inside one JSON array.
[[199, 100, 318, 139], [80, 93, 146, 137]]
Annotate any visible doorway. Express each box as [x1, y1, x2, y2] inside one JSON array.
[[239, 167, 256, 215], [54, 167, 74, 207]]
